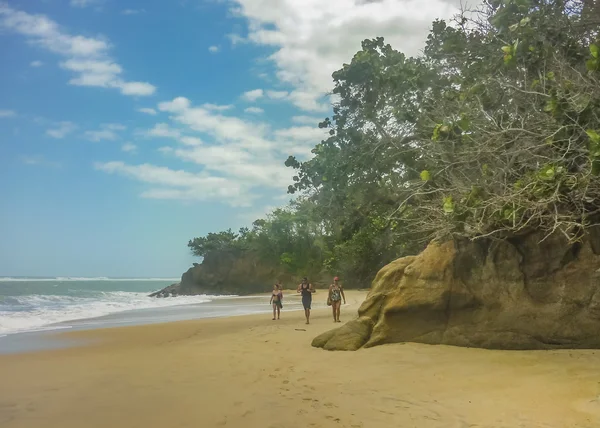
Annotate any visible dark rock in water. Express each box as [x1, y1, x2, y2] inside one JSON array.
[[149, 283, 179, 298], [313, 230, 600, 351]]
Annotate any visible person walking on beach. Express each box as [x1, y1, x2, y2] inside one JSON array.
[[297, 277, 315, 325], [328, 277, 346, 323], [270, 284, 283, 320]]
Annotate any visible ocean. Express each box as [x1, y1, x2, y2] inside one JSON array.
[[0, 277, 208, 336], [0, 277, 304, 343]]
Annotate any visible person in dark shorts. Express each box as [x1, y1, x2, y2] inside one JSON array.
[[297, 277, 315, 324]]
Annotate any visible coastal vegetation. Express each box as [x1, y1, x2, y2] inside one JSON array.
[[188, 0, 600, 290]]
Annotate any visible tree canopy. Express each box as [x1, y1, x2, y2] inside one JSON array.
[[190, 0, 600, 288]]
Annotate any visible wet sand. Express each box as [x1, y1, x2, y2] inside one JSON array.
[[1, 290, 600, 428]]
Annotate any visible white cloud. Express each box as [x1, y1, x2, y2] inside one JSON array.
[[292, 115, 321, 125], [180, 136, 203, 146], [138, 107, 157, 115], [98, 96, 310, 204], [122, 9, 145, 15], [266, 90, 288, 100], [202, 103, 233, 111], [46, 121, 76, 139], [158, 97, 272, 150], [227, 33, 246, 45], [0, 4, 156, 96], [275, 126, 328, 142], [104, 123, 127, 131], [242, 89, 264, 102], [30, 60, 43, 67], [147, 123, 181, 139], [146, 124, 202, 145], [208, 45, 220, 53], [94, 1, 468, 207], [244, 107, 264, 114], [122, 143, 137, 153], [70, 0, 99, 8], [118, 81, 156, 96], [230, 0, 464, 111], [95, 161, 254, 206], [85, 129, 117, 142], [0, 109, 16, 118], [84, 123, 125, 141], [21, 155, 61, 168]]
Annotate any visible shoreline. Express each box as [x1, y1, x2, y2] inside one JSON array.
[[2, 290, 600, 427], [0, 291, 324, 354]]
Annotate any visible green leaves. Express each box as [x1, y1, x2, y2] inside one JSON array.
[[420, 170, 431, 181], [543, 97, 557, 113], [587, 129, 600, 145], [501, 39, 520, 64], [537, 164, 559, 181], [587, 44, 600, 71], [443, 196, 455, 214], [509, 17, 531, 32], [501, 44, 514, 64], [587, 130, 600, 176]]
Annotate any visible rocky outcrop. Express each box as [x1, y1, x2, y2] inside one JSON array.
[[151, 250, 320, 297], [313, 230, 600, 350], [149, 283, 180, 298]]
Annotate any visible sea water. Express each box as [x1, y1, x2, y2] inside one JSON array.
[[0, 277, 213, 336], [0, 277, 307, 353]]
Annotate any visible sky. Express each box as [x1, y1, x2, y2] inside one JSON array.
[[0, 0, 465, 278]]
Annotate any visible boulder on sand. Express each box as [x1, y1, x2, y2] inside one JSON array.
[[313, 229, 600, 350]]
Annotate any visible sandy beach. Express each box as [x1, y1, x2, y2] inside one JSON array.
[[1, 290, 600, 428]]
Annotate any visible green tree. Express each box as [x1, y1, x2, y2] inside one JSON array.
[[188, 0, 600, 292]]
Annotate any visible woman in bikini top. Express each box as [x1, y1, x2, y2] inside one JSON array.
[[270, 284, 283, 320]]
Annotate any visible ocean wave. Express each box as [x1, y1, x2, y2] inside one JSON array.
[[0, 291, 211, 335], [0, 277, 180, 282]]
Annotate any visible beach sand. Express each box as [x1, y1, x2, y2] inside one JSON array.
[[2, 290, 600, 428]]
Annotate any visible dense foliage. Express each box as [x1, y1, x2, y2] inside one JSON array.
[[189, 0, 600, 287]]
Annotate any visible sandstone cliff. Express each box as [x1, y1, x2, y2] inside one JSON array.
[[313, 229, 600, 350]]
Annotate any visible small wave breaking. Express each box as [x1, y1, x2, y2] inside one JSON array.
[[0, 291, 212, 335], [0, 277, 180, 282]]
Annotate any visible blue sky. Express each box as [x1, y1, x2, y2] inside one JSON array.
[[0, 0, 461, 277]]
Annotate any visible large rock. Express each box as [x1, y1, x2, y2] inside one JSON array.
[[151, 250, 327, 297], [311, 317, 374, 351], [313, 231, 600, 350]]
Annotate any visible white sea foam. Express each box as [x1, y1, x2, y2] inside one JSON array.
[[0, 291, 212, 335], [0, 277, 180, 282]]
